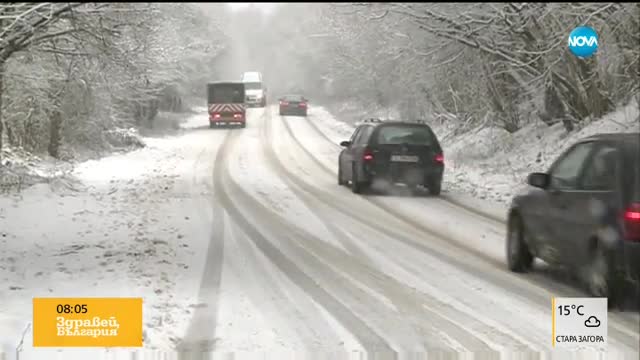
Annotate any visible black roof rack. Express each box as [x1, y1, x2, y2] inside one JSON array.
[[387, 119, 428, 124], [361, 118, 429, 125], [207, 80, 244, 85]]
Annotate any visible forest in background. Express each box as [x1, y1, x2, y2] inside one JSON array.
[[0, 3, 637, 163], [237, 3, 639, 132]]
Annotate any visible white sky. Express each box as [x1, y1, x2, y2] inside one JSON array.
[[227, 3, 279, 14]]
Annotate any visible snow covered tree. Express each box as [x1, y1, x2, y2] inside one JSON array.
[[0, 2, 228, 159], [315, 2, 638, 132]]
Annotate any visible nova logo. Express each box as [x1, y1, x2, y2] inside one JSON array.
[[568, 26, 598, 58]]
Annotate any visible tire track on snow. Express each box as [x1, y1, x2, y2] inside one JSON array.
[[212, 129, 399, 358], [266, 113, 536, 354]]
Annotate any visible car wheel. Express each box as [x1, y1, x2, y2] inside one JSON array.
[[351, 164, 362, 194], [209, 123, 215, 129], [427, 180, 441, 196], [586, 243, 622, 308], [507, 214, 534, 272]]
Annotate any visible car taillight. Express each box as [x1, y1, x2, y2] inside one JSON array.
[[435, 153, 444, 163], [299, 102, 307, 107], [212, 113, 221, 119], [280, 101, 288, 106], [233, 113, 243, 119], [363, 148, 374, 161], [623, 203, 640, 242]]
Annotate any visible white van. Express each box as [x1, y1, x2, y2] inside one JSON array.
[[241, 71, 267, 107]]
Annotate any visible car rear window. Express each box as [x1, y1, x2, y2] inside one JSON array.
[[283, 95, 304, 101], [375, 125, 439, 147]]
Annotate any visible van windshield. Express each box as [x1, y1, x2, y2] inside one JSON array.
[[244, 82, 262, 90]]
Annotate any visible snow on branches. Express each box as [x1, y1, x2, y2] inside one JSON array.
[[0, 2, 228, 160]]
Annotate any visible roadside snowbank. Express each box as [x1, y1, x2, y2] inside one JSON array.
[[438, 101, 639, 204], [0, 147, 75, 194], [322, 100, 401, 126], [0, 127, 145, 195], [0, 107, 207, 195]]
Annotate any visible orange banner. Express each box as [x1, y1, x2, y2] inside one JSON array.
[[33, 297, 143, 347]]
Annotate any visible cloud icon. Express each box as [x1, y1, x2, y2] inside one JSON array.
[[584, 316, 601, 328]]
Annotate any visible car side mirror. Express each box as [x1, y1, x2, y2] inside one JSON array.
[[527, 172, 550, 189], [340, 140, 351, 147]]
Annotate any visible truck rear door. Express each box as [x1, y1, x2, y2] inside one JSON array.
[[208, 84, 245, 121]]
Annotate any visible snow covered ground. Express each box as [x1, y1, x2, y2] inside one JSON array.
[[0, 127, 146, 195], [0, 111, 225, 359], [0, 147, 75, 195], [0, 105, 638, 359], [438, 101, 639, 205]]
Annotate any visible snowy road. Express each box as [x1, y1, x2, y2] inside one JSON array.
[[1, 107, 638, 359]]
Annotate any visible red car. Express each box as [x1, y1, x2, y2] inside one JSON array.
[[279, 95, 308, 117]]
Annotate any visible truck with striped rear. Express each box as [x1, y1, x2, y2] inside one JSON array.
[[207, 81, 247, 128]]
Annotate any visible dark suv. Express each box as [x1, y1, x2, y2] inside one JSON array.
[[506, 133, 640, 306], [337, 119, 444, 195]]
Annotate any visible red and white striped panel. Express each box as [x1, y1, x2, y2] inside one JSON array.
[[208, 103, 245, 113]]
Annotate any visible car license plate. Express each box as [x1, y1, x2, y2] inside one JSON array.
[[391, 155, 419, 162]]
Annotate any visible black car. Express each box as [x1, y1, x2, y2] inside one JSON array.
[[279, 95, 308, 116], [338, 119, 445, 195], [506, 133, 640, 306]]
